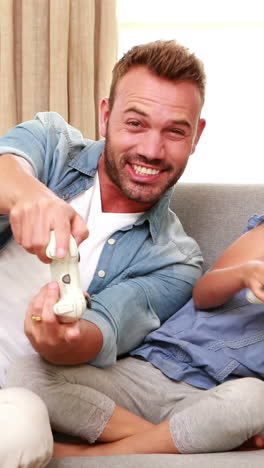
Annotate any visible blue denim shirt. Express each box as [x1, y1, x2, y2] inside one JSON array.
[[0, 112, 203, 364], [132, 215, 264, 388]]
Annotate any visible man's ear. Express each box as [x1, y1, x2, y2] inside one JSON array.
[[191, 118, 206, 154], [100, 98, 110, 138]]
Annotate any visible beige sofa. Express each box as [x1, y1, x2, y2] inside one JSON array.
[[48, 183, 264, 468]]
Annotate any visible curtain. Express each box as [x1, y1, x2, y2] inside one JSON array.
[[0, 0, 118, 139]]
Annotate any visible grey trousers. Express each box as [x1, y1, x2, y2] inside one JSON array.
[[0, 387, 53, 467], [6, 355, 264, 454]]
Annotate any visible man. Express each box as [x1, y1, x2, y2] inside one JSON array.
[[0, 40, 205, 372], [8, 215, 264, 458]]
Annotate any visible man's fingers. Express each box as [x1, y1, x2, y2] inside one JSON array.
[[52, 212, 87, 256], [71, 214, 89, 246], [27, 284, 50, 317], [64, 321, 81, 343], [30, 218, 53, 262], [35, 251, 52, 264], [52, 223, 71, 258], [11, 198, 87, 260], [25, 284, 50, 338], [42, 282, 60, 322]]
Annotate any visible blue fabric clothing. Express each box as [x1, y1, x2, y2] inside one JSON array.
[[0, 112, 203, 366], [132, 214, 264, 388]]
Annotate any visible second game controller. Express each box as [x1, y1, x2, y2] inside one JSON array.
[[246, 289, 264, 305]]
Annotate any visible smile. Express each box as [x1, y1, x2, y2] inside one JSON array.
[[132, 164, 160, 176]]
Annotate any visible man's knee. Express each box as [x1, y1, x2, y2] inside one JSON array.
[[235, 378, 264, 432], [0, 387, 53, 467], [214, 377, 264, 438], [7, 354, 55, 393], [216, 377, 264, 408], [170, 377, 264, 454]]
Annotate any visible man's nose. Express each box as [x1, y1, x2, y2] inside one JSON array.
[[136, 131, 164, 160]]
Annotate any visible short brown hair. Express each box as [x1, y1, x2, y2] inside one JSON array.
[[108, 40, 206, 110]]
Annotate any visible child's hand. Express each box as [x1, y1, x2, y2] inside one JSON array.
[[241, 260, 264, 303]]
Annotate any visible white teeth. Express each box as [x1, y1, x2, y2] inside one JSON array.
[[132, 164, 160, 175]]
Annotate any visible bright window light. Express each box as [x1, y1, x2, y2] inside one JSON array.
[[118, 0, 264, 183]]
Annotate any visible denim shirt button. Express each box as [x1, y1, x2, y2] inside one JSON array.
[[107, 238, 116, 245], [98, 270, 106, 278]]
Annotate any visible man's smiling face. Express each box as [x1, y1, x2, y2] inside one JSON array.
[[100, 66, 205, 209]]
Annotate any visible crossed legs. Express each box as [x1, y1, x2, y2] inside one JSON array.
[[6, 355, 264, 457]]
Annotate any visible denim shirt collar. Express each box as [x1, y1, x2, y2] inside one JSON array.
[[69, 139, 105, 176], [134, 188, 174, 243], [69, 138, 173, 243]]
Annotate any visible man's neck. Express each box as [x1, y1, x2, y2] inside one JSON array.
[[98, 156, 154, 214]]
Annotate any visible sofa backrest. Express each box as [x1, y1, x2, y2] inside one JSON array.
[[170, 183, 264, 272]]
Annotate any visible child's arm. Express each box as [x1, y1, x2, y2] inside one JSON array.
[[193, 223, 264, 310]]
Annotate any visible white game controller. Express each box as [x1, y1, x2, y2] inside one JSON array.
[[246, 289, 264, 305], [46, 231, 88, 323]]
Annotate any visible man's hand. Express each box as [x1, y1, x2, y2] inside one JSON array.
[[10, 183, 88, 263], [1, 154, 88, 262], [25, 283, 103, 365]]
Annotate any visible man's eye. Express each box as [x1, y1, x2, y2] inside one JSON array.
[[171, 128, 185, 135], [128, 121, 140, 127]]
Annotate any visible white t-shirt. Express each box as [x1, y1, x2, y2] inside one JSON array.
[[0, 157, 142, 387]]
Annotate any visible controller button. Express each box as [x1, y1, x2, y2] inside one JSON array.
[[62, 274, 71, 284], [107, 238, 116, 245], [56, 304, 74, 314], [98, 270, 106, 278]]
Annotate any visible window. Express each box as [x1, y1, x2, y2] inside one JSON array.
[[118, 0, 264, 183]]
